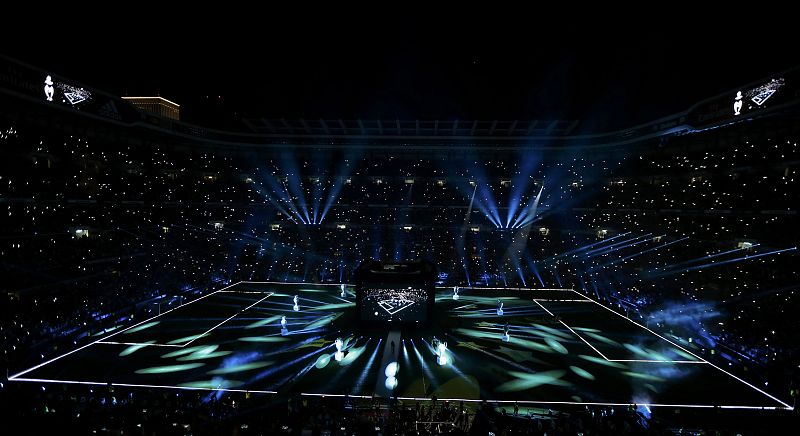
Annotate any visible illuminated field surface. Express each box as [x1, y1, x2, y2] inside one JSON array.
[[9, 282, 789, 410]]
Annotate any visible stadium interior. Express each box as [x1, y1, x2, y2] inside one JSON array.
[[0, 49, 798, 435]]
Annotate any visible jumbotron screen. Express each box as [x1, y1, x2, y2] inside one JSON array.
[[354, 260, 436, 324], [360, 283, 429, 322]]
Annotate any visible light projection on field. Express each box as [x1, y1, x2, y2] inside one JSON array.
[[6, 282, 792, 411]]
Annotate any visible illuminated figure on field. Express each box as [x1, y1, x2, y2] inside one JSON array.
[[497, 299, 504, 316], [293, 295, 299, 311], [340, 284, 346, 298], [334, 338, 344, 361], [502, 322, 510, 342], [734, 90, 743, 115], [452, 286, 459, 300], [436, 341, 448, 365], [280, 315, 288, 335], [44, 75, 54, 101]]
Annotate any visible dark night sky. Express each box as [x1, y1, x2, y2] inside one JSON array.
[[4, 17, 796, 131]]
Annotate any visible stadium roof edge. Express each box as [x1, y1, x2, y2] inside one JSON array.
[[1, 54, 799, 150]]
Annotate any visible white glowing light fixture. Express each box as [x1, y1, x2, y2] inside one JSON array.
[[384, 361, 399, 390], [436, 343, 447, 365], [334, 338, 344, 361], [385, 361, 399, 378], [44, 75, 54, 101], [734, 91, 743, 115]]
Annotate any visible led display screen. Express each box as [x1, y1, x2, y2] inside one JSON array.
[[354, 260, 436, 324], [359, 283, 429, 322]]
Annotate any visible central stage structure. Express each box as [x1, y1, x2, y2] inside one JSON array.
[[354, 260, 437, 325]]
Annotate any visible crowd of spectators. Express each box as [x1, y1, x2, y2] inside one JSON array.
[[1, 110, 798, 432], [4, 380, 792, 435]]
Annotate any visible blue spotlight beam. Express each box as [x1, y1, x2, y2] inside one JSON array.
[[320, 151, 361, 223], [477, 182, 502, 228], [592, 236, 689, 271], [274, 155, 312, 224], [580, 233, 652, 259], [525, 253, 545, 287], [505, 151, 541, 228], [281, 177, 311, 224], [585, 233, 655, 258], [650, 244, 761, 274], [513, 184, 545, 228], [555, 231, 633, 259], [251, 182, 301, 224], [667, 246, 797, 275], [255, 168, 308, 224]]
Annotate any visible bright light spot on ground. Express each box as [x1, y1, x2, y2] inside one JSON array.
[[569, 366, 595, 380]]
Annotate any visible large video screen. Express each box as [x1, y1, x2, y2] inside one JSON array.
[[359, 283, 429, 322]]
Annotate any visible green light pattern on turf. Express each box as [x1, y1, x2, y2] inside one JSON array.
[[569, 366, 595, 380], [162, 346, 217, 359], [674, 348, 700, 361], [178, 379, 244, 389], [119, 341, 156, 356], [623, 371, 666, 382], [455, 328, 553, 353], [496, 370, 569, 392], [308, 303, 354, 311], [531, 324, 572, 340], [135, 363, 205, 374], [584, 331, 619, 345], [456, 296, 520, 306], [341, 345, 367, 364], [304, 313, 343, 329], [123, 321, 160, 334], [315, 354, 331, 369], [507, 337, 553, 353], [577, 355, 627, 368], [245, 315, 282, 329], [545, 338, 568, 354], [167, 334, 207, 344], [207, 361, 272, 375], [528, 329, 568, 341], [177, 351, 233, 361], [238, 336, 290, 342], [623, 344, 669, 361], [573, 326, 602, 333]]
